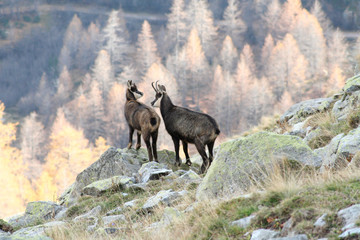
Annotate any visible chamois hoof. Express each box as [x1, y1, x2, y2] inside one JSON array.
[[175, 161, 181, 167], [186, 160, 192, 166], [135, 144, 141, 150], [127, 143, 132, 149]]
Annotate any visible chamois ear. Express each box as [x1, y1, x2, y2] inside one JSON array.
[[127, 80, 132, 89], [159, 85, 167, 93]]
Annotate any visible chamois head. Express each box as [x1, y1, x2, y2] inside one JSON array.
[[127, 80, 143, 100], [151, 81, 166, 107]]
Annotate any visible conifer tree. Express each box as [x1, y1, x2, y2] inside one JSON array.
[[220, 0, 246, 48], [219, 35, 238, 73], [166, 0, 187, 55], [101, 9, 131, 73], [136, 20, 160, 76], [91, 49, 114, 99], [21, 112, 46, 180], [185, 0, 218, 57]]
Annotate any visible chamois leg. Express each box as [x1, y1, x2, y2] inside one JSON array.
[[136, 132, 141, 150], [172, 136, 181, 166], [151, 131, 158, 162], [207, 141, 215, 166], [195, 139, 209, 174], [182, 141, 192, 166], [143, 133, 153, 162], [127, 126, 134, 149]]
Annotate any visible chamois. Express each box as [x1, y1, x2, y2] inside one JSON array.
[[125, 80, 161, 162], [151, 81, 220, 173]]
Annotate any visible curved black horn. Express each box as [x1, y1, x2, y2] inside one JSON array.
[[151, 82, 157, 92], [155, 80, 159, 91]]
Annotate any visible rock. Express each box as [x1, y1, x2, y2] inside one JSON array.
[[138, 162, 173, 183], [61, 147, 146, 205], [287, 122, 307, 138], [127, 183, 147, 193], [86, 217, 98, 232], [250, 229, 280, 240], [197, 132, 321, 200], [142, 189, 186, 212], [319, 127, 360, 170], [230, 215, 255, 229], [74, 205, 102, 222], [0, 219, 13, 233], [82, 175, 135, 196], [332, 90, 360, 120], [106, 207, 123, 216], [314, 213, 328, 228], [54, 207, 68, 220], [315, 134, 344, 171], [280, 98, 333, 124], [162, 207, 181, 225], [0, 229, 10, 237], [271, 235, 308, 240], [124, 199, 140, 209], [102, 215, 126, 227], [337, 204, 360, 231], [338, 228, 360, 239], [176, 170, 201, 184], [281, 218, 294, 236], [8, 201, 63, 228], [7, 225, 52, 240]]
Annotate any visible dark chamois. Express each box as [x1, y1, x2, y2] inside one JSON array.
[[125, 80, 161, 162], [151, 81, 220, 173]]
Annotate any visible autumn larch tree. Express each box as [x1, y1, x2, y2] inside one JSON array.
[[218, 35, 238, 73], [20, 112, 47, 180], [219, 0, 246, 48], [185, 0, 218, 57], [37, 108, 94, 200], [91, 49, 114, 100], [136, 20, 160, 76], [101, 9, 131, 74]]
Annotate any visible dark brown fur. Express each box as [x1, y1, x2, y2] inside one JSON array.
[[125, 80, 160, 162]]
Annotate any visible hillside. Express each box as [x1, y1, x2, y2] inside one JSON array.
[[2, 74, 360, 239]]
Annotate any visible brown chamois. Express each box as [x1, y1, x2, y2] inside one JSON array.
[[151, 81, 220, 173], [125, 80, 161, 162]]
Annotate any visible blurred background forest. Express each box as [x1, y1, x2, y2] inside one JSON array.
[[1, 0, 360, 217]]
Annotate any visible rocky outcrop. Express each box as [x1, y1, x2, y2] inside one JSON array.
[[82, 175, 135, 196], [196, 132, 321, 200]]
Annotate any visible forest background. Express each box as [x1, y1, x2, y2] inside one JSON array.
[[1, 0, 360, 218]]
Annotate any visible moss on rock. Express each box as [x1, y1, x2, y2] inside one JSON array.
[[196, 132, 321, 200]]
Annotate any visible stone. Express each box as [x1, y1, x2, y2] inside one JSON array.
[[162, 207, 181, 225], [82, 175, 134, 196], [337, 204, 360, 231], [8, 201, 63, 228], [142, 189, 186, 212], [123, 199, 139, 209], [281, 218, 294, 236], [230, 215, 255, 229], [60, 147, 146, 205], [338, 228, 360, 239], [197, 132, 321, 200], [176, 170, 201, 184], [314, 213, 328, 228], [106, 207, 123, 216], [102, 215, 126, 226], [280, 98, 334, 124], [250, 229, 280, 240], [74, 205, 102, 222], [54, 208, 68, 220], [271, 235, 308, 240], [127, 183, 147, 193], [86, 217, 98, 232], [138, 162, 172, 183], [315, 134, 344, 171]]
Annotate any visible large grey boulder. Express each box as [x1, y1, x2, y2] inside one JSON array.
[[315, 134, 344, 170], [60, 147, 176, 205], [82, 175, 135, 196], [197, 132, 321, 200], [74, 205, 102, 222], [280, 98, 334, 124], [3, 221, 65, 240]]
